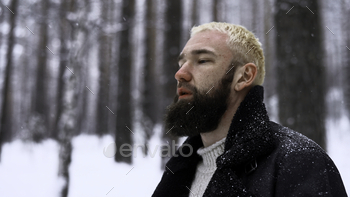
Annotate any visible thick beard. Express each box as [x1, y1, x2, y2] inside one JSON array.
[[165, 73, 233, 137]]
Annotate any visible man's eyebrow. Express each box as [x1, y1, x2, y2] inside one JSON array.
[[191, 49, 217, 57], [178, 49, 217, 62]]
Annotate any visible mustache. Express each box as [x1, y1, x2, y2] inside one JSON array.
[[177, 82, 197, 93]]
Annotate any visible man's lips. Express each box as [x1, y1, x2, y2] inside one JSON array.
[[177, 87, 193, 99]]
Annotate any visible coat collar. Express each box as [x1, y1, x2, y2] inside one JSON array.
[[217, 85, 275, 169], [166, 85, 275, 173]]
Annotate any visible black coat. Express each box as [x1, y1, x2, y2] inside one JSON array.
[[152, 86, 347, 197]]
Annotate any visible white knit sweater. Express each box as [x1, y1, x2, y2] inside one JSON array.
[[189, 137, 226, 197]]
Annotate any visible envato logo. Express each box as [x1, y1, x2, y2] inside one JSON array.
[[103, 140, 193, 158]]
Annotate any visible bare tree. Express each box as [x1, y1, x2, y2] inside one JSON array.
[[275, 0, 326, 148], [213, 0, 219, 22], [0, 0, 18, 160], [115, 0, 135, 164], [161, 0, 182, 165], [263, 0, 277, 107], [54, 0, 70, 140], [345, 1, 350, 117], [56, 0, 80, 196], [192, 0, 198, 26], [31, 0, 49, 141], [96, 0, 112, 136], [141, 0, 159, 154], [162, 0, 182, 121], [57, 68, 77, 197], [75, 0, 92, 136], [0, 2, 7, 47]]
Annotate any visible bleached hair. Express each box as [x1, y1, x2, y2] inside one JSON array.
[[191, 22, 265, 85]]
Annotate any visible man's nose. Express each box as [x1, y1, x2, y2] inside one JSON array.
[[175, 63, 192, 82]]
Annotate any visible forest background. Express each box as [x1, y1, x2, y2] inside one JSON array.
[[0, 0, 349, 196]]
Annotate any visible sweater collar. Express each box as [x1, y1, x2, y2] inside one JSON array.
[[197, 137, 226, 169]]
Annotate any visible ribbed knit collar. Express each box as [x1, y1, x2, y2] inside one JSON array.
[[197, 137, 226, 169]]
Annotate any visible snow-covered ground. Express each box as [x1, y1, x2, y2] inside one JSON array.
[[0, 131, 164, 197], [326, 115, 350, 194], [0, 116, 349, 196]]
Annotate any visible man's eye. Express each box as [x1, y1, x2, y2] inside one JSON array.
[[198, 59, 210, 64]]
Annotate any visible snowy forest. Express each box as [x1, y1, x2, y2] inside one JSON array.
[[0, 0, 349, 196]]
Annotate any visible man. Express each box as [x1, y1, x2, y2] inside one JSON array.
[[152, 22, 347, 197]]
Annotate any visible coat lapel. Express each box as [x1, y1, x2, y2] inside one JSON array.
[[217, 85, 275, 169], [203, 85, 276, 196], [152, 135, 203, 197]]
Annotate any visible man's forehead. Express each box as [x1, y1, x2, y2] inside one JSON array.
[[178, 48, 217, 61], [191, 31, 227, 46], [179, 30, 231, 60], [190, 30, 228, 42]]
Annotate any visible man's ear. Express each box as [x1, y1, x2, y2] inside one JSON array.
[[234, 63, 257, 91]]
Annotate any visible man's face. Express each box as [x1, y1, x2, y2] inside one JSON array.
[[165, 30, 235, 137], [176, 30, 234, 98]]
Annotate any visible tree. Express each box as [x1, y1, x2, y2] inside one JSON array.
[[115, 0, 135, 164], [141, 0, 159, 154], [0, 1, 6, 47], [161, 0, 182, 165], [96, 0, 112, 136], [54, 0, 70, 140], [55, 0, 79, 196], [213, 0, 219, 22], [192, 0, 198, 26], [263, 0, 277, 108], [75, 0, 92, 136], [275, 0, 326, 148], [31, 0, 49, 141], [0, 0, 18, 160], [345, 1, 350, 118]]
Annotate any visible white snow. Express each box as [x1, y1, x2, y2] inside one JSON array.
[[0, 117, 349, 196], [0, 139, 62, 197], [68, 134, 163, 197], [0, 130, 164, 197], [326, 114, 350, 194]]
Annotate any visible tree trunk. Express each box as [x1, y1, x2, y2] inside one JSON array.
[[54, 0, 69, 140], [263, 0, 277, 106], [0, 0, 18, 161], [192, 0, 198, 26], [142, 0, 158, 154], [161, 0, 182, 165], [96, 0, 112, 136], [31, 0, 49, 140], [0, 0, 6, 47], [345, 2, 350, 117], [115, 0, 134, 164], [56, 1, 78, 196], [76, 0, 91, 136], [213, 0, 219, 22], [275, 0, 326, 148]]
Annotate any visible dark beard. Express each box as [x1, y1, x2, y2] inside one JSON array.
[[165, 72, 234, 137]]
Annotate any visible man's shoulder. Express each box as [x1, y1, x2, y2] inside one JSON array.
[[266, 122, 347, 196], [268, 121, 326, 157]]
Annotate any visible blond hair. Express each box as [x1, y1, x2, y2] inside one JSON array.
[[191, 22, 265, 85]]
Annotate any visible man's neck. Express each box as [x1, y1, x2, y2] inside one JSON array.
[[200, 90, 246, 147]]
